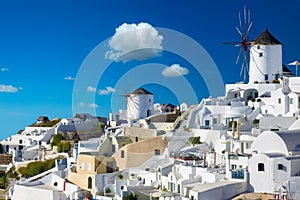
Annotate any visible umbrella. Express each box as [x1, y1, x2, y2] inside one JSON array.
[[288, 60, 300, 77]]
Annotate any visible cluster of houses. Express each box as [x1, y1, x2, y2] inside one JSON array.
[[1, 28, 300, 200]]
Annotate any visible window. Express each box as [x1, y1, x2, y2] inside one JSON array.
[[54, 182, 58, 187], [80, 162, 85, 170], [290, 98, 294, 104], [264, 74, 268, 81], [87, 163, 92, 172], [19, 140, 23, 144], [112, 144, 116, 153], [121, 150, 125, 158], [278, 98, 281, 104], [298, 97, 300, 108], [191, 196, 194, 200], [278, 164, 287, 171], [246, 143, 249, 149], [154, 149, 160, 155], [259, 52, 263, 57], [258, 163, 265, 172], [231, 164, 237, 170], [213, 118, 217, 124], [205, 120, 210, 126], [257, 45, 260, 50]]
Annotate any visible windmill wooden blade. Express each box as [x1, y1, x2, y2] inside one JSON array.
[[236, 26, 243, 37], [222, 6, 253, 83], [236, 48, 243, 64], [245, 22, 253, 38], [222, 42, 240, 45]]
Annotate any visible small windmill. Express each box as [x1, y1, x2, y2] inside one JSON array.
[[223, 6, 253, 82], [117, 83, 139, 121]]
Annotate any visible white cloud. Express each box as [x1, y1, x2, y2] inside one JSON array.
[[0, 68, 8, 72], [89, 103, 98, 109], [98, 86, 116, 95], [79, 102, 85, 107], [64, 76, 75, 81], [0, 84, 19, 93], [162, 64, 189, 77], [87, 86, 96, 92], [105, 22, 163, 62]]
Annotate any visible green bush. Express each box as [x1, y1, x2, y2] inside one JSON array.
[[118, 174, 123, 179], [62, 142, 71, 153], [51, 134, 63, 147], [18, 159, 55, 178], [189, 136, 202, 146], [57, 142, 71, 153], [124, 194, 137, 200], [253, 119, 260, 125]]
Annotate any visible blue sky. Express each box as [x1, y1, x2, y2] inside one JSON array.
[[0, 0, 300, 139]]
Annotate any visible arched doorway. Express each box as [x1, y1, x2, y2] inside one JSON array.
[[147, 109, 151, 117], [88, 177, 92, 189]]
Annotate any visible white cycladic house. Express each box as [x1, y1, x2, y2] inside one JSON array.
[[249, 130, 300, 199], [11, 173, 80, 200], [127, 88, 154, 120]]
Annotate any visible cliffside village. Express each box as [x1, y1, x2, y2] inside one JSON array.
[[1, 29, 300, 200]]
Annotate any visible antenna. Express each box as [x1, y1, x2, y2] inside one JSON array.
[[222, 6, 253, 83]]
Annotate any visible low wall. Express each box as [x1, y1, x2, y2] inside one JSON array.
[[190, 181, 248, 200]]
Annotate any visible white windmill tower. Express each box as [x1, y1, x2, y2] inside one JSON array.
[[127, 87, 154, 120], [248, 28, 282, 83]]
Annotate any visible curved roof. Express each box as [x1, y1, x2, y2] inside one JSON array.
[[131, 87, 153, 95], [168, 172, 183, 181], [253, 28, 281, 45], [251, 130, 300, 156]]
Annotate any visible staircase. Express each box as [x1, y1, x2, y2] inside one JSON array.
[[172, 104, 198, 131], [176, 116, 189, 131]]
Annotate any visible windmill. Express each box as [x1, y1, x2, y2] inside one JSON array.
[[223, 6, 253, 82], [116, 83, 139, 121]]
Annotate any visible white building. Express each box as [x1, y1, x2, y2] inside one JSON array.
[[249, 130, 300, 199]]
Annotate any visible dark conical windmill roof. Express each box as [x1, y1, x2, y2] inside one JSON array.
[[254, 28, 281, 45], [131, 87, 153, 95], [282, 64, 295, 76]]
